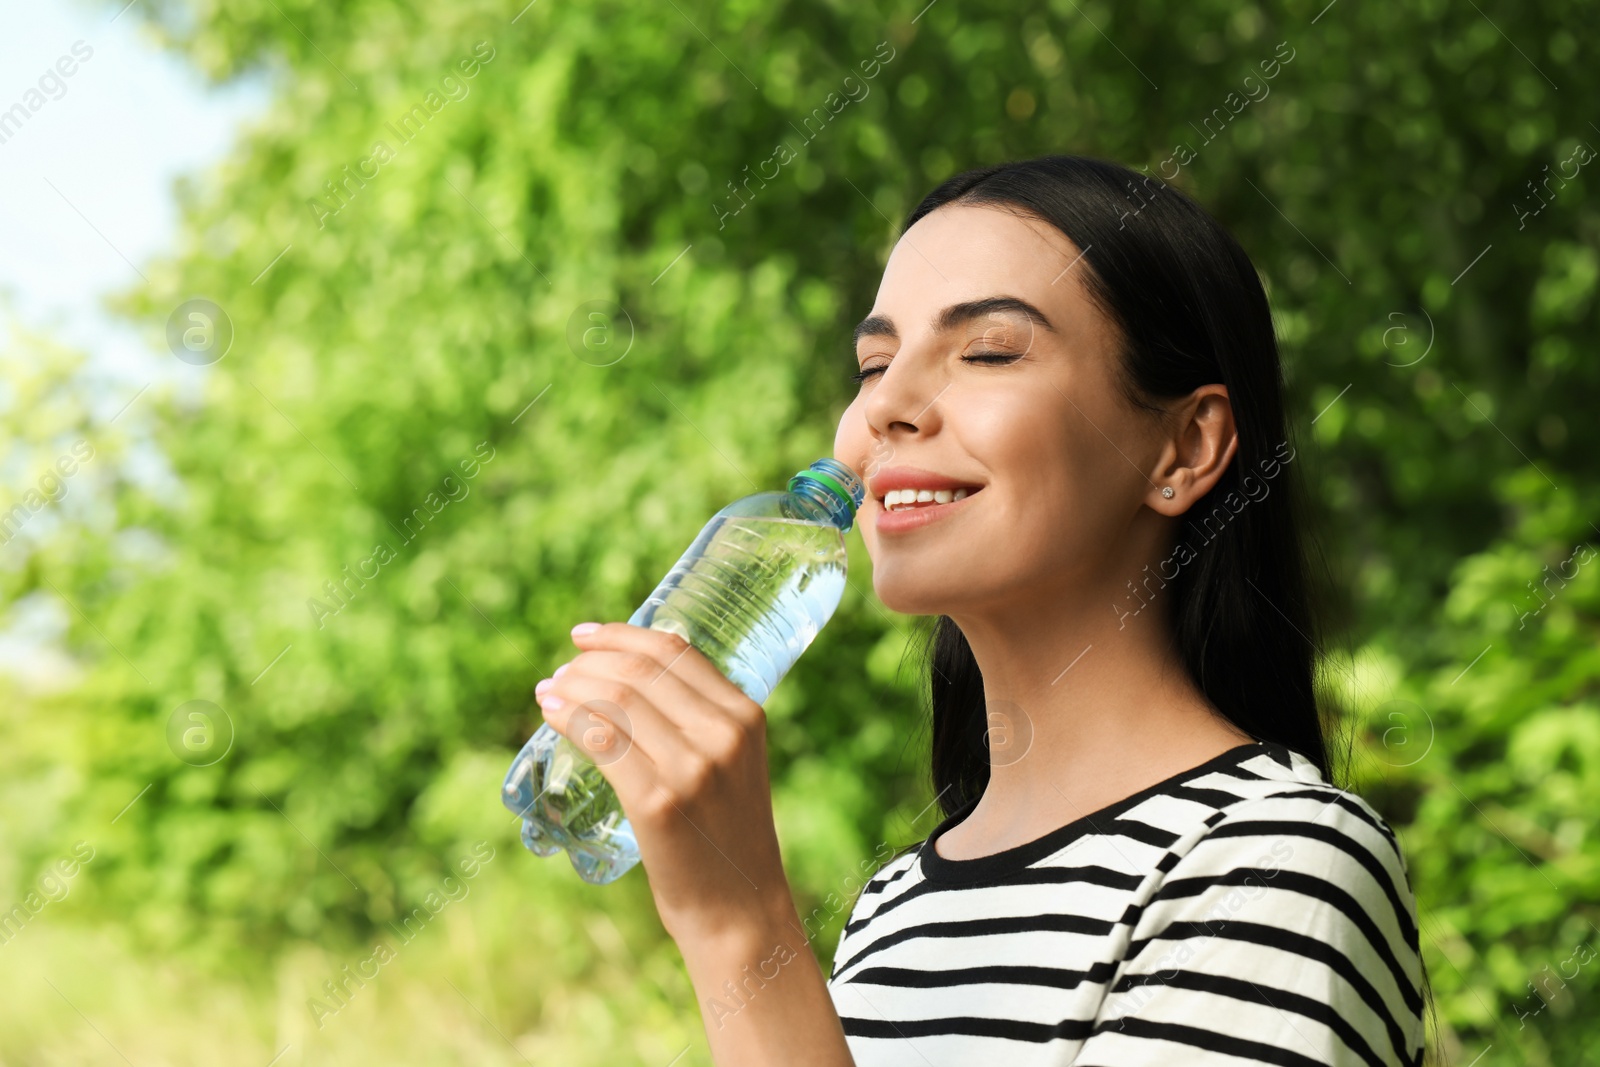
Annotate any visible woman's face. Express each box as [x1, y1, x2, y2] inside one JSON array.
[[833, 202, 1166, 619]]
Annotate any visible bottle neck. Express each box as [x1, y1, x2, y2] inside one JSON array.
[[789, 476, 857, 532]]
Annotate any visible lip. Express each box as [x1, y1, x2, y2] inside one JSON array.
[[867, 465, 986, 500]]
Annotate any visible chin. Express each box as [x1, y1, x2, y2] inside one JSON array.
[[870, 567, 969, 618]]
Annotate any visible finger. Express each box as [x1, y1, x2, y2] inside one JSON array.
[[569, 622, 758, 723], [540, 666, 722, 796], [560, 647, 742, 738], [536, 688, 665, 819]]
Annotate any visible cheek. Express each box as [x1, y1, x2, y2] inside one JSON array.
[[966, 390, 1122, 537], [961, 390, 1062, 478], [833, 397, 869, 462]]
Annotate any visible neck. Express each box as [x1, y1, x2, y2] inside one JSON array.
[[943, 570, 1251, 849]]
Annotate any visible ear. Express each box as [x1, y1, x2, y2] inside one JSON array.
[[1146, 384, 1237, 514]]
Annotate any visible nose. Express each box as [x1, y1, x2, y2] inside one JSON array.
[[863, 350, 949, 440]]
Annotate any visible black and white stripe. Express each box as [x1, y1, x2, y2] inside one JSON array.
[[826, 742, 1425, 1066]]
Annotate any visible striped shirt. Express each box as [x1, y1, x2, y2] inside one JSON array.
[[827, 742, 1424, 1066]]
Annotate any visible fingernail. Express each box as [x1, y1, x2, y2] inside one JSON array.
[[571, 622, 601, 637], [535, 678, 552, 696], [538, 692, 564, 711], [553, 663, 569, 679]]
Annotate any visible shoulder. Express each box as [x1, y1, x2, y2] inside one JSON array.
[[1081, 751, 1433, 1067], [1096, 743, 1425, 1065], [1172, 743, 1413, 901], [1116, 742, 1413, 909], [1149, 742, 1418, 955], [826, 843, 922, 981], [841, 842, 921, 923]]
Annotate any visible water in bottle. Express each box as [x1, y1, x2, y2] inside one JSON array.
[[501, 457, 865, 884]]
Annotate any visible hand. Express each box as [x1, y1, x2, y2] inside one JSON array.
[[535, 622, 797, 946]]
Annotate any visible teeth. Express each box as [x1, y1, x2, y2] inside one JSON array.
[[882, 486, 975, 510]]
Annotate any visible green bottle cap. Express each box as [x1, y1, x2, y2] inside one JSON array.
[[787, 458, 865, 531]]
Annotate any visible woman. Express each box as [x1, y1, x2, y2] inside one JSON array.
[[534, 155, 1427, 1065]]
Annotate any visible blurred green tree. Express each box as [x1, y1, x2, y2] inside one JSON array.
[[1, 0, 1594, 1062]]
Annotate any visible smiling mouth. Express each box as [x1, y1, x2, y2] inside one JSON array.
[[880, 486, 983, 512]]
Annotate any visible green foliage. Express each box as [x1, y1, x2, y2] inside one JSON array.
[[1, 0, 1595, 1061]]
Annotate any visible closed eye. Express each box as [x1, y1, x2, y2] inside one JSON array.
[[850, 351, 1023, 385]]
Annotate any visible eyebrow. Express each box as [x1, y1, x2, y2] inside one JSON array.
[[851, 296, 1057, 348]]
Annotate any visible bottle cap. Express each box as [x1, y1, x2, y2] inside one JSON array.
[[788, 458, 865, 531]]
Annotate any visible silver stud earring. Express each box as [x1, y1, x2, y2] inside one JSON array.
[[1161, 486, 1175, 499]]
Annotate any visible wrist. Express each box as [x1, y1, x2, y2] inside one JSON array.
[[669, 882, 853, 1066], [669, 884, 806, 960]]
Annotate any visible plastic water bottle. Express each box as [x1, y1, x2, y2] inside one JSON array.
[[501, 457, 865, 885]]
